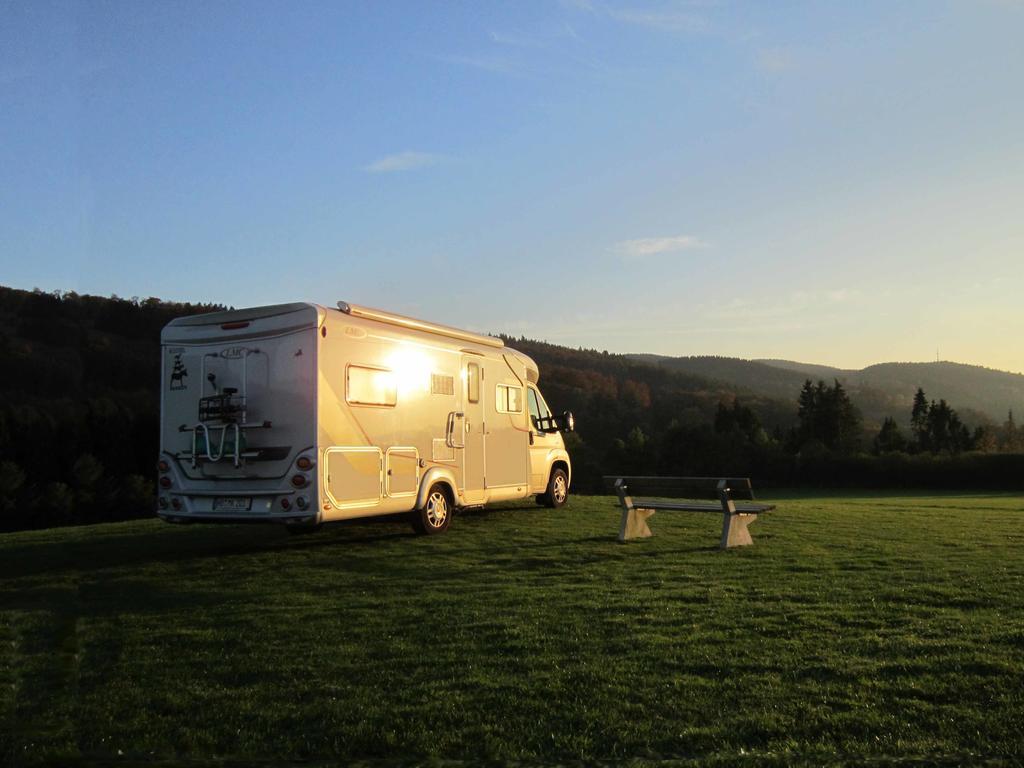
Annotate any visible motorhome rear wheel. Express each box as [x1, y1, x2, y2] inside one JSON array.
[[411, 483, 453, 535]]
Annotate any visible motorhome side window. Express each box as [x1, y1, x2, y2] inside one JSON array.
[[495, 383, 522, 413], [346, 365, 397, 407], [527, 388, 541, 426], [467, 362, 480, 403], [527, 387, 552, 429]]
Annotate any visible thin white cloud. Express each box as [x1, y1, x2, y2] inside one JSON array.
[[489, 23, 582, 49], [607, 8, 710, 34], [700, 288, 865, 327], [363, 151, 445, 174], [563, 1, 716, 34], [614, 235, 707, 259], [430, 52, 521, 75], [489, 30, 548, 48]]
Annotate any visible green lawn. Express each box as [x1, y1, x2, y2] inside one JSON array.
[[2, 493, 1023, 766]]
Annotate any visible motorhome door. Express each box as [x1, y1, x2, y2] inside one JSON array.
[[460, 357, 486, 503]]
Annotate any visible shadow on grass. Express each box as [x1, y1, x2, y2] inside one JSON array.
[[0, 499, 725, 599], [0, 516, 419, 582], [0, 503, 624, 583], [0, 579, 238, 623]]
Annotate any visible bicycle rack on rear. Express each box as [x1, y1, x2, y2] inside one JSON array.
[[178, 347, 272, 468]]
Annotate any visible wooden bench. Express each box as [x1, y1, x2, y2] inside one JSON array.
[[604, 476, 776, 549]]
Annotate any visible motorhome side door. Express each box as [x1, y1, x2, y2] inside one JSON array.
[[460, 356, 486, 503]]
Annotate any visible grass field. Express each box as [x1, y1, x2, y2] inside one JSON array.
[[2, 492, 1023, 766]]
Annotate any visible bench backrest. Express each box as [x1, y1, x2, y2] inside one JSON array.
[[602, 475, 757, 501]]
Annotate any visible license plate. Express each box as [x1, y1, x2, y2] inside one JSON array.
[[213, 497, 252, 512]]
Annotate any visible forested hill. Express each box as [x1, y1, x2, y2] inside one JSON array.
[[0, 286, 226, 401], [0, 286, 791, 530], [0, 287, 226, 530], [634, 354, 1024, 425], [761, 359, 1024, 423], [500, 337, 797, 440], [630, 354, 810, 405], [2, 285, 1022, 532]]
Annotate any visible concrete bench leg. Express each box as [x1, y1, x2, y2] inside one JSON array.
[[618, 507, 655, 542], [720, 512, 757, 549]]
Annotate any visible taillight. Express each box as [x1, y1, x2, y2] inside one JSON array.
[[291, 474, 307, 488], [296, 456, 313, 471], [159, 476, 172, 489], [221, 321, 250, 330], [280, 498, 291, 510], [158, 460, 170, 473], [171, 497, 182, 510]]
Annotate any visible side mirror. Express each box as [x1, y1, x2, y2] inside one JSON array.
[[559, 411, 575, 433], [534, 412, 574, 434]]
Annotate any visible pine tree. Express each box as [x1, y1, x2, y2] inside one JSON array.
[[910, 387, 929, 451], [1003, 410, 1021, 452], [797, 380, 816, 427], [874, 417, 907, 454], [924, 399, 972, 454], [796, 379, 862, 453]]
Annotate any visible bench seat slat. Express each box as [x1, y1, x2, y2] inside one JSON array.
[[605, 475, 758, 501], [631, 498, 774, 514]]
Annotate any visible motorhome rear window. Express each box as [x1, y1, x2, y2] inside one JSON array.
[[495, 384, 523, 414], [346, 365, 397, 407]]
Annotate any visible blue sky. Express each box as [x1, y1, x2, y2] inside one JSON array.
[[1, 0, 1022, 371]]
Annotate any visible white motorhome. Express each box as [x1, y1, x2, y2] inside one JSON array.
[[157, 302, 574, 534]]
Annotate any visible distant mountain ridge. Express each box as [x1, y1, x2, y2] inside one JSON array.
[[632, 355, 1024, 426]]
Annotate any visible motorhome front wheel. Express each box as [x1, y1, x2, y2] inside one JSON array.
[[541, 468, 569, 509]]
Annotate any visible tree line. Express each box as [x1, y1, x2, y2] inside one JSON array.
[[0, 287, 225, 531], [513, 334, 1024, 495], [1, 286, 1022, 532]]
